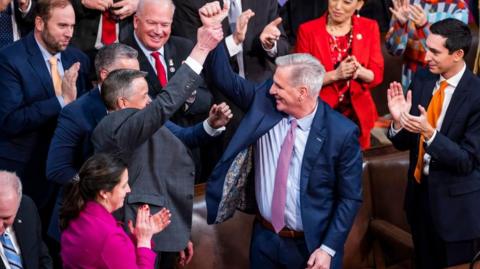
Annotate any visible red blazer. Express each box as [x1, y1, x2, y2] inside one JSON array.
[[295, 15, 384, 149]]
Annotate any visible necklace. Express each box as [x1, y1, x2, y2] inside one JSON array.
[[330, 32, 353, 63]]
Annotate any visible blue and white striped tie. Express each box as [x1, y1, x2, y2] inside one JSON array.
[[1, 233, 23, 269]]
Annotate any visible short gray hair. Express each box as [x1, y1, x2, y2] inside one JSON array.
[[101, 69, 148, 110], [94, 43, 138, 79], [0, 171, 22, 199], [275, 53, 325, 97], [136, 0, 175, 16]]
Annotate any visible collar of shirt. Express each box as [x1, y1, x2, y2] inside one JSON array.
[[133, 32, 164, 63], [436, 63, 466, 92], [34, 36, 62, 65], [288, 101, 318, 131]]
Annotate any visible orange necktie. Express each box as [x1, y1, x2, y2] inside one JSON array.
[[413, 80, 448, 183], [48, 56, 62, 96]]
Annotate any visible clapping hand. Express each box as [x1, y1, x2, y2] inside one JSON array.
[[111, 0, 138, 20], [408, 4, 427, 27], [62, 62, 80, 105], [389, 0, 409, 25], [233, 9, 255, 45], [387, 81, 412, 129], [260, 17, 282, 50], [334, 56, 357, 81], [151, 207, 171, 234], [80, 0, 113, 11]]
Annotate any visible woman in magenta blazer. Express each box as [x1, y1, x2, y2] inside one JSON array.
[[296, 0, 384, 149], [60, 153, 171, 269]]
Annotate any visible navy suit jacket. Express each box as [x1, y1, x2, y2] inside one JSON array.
[[46, 86, 210, 240], [389, 68, 480, 242], [204, 44, 363, 266]]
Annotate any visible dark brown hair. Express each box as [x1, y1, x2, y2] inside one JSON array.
[[35, 0, 72, 21], [60, 153, 126, 230]]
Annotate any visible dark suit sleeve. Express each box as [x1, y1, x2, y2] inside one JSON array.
[[204, 44, 258, 111], [113, 64, 203, 153], [322, 126, 363, 252], [0, 54, 62, 136], [46, 107, 83, 185], [165, 120, 211, 148], [426, 98, 480, 175]]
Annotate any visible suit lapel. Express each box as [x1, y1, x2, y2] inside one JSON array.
[[25, 33, 55, 98], [300, 101, 326, 193], [317, 16, 335, 72], [440, 69, 471, 133], [419, 74, 438, 115], [130, 36, 162, 95], [12, 211, 29, 269], [163, 40, 179, 81]]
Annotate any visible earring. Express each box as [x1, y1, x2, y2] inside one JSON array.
[[356, 9, 360, 18]]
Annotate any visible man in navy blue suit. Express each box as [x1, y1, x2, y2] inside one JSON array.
[[199, 3, 363, 268], [388, 19, 480, 268], [0, 0, 90, 216]]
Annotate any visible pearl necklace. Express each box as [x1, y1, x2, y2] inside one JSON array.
[[327, 16, 353, 63]]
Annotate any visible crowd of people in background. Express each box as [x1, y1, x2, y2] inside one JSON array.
[[0, 0, 479, 268]]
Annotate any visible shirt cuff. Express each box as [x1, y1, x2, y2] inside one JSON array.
[[225, 35, 243, 57], [203, 120, 225, 137], [184, 57, 203, 75], [262, 40, 278, 57], [57, 96, 66, 108], [320, 244, 336, 257], [19, 0, 32, 15], [388, 122, 402, 137], [425, 130, 437, 146]]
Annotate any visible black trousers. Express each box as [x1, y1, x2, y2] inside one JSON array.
[[409, 177, 480, 268]]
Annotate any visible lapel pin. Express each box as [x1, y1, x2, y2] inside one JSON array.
[[356, 33, 362, 40], [17, 219, 22, 224], [168, 59, 175, 73]]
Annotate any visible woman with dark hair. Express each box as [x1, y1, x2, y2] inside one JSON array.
[[295, 0, 384, 149], [60, 153, 171, 269]]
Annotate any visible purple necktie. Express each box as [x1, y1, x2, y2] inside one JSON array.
[[271, 119, 297, 233]]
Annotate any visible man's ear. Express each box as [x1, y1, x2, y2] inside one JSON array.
[[116, 97, 127, 110], [453, 49, 465, 62], [34, 16, 44, 32], [298, 85, 309, 102]]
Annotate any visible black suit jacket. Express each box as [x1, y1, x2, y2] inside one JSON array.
[[173, 0, 289, 83], [122, 33, 212, 126], [0, 196, 52, 269], [389, 68, 480, 242]]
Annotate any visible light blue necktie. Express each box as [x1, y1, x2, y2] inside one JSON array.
[[1, 233, 23, 269], [0, 4, 14, 49], [278, 0, 288, 7]]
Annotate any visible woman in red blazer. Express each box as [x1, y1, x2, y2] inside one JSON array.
[[296, 0, 384, 149]]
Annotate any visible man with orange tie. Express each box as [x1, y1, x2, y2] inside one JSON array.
[[0, 0, 90, 227], [123, 0, 212, 127], [387, 18, 480, 268]]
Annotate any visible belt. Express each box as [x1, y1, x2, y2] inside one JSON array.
[[256, 214, 304, 238]]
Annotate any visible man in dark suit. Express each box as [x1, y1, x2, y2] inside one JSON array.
[[92, 25, 226, 269], [0, 171, 52, 269], [387, 19, 480, 268], [0, 0, 90, 216], [0, 0, 36, 49], [200, 4, 362, 268], [122, 0, 212, 125]]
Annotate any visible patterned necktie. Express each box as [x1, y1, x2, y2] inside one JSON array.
[[101, 11, 117, 45], [0, 4, 14, 49], [151, 51, 167, 87], [1, 233, 23, 269], [48, 56, 62, 96], [413, 80, 448, 183], [271, 119, 297, 233]]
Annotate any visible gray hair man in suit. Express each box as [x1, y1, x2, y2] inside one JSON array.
[[0, 171, 52, 269]]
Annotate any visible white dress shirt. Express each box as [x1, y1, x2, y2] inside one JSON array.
[[134, 32, 168, 81]]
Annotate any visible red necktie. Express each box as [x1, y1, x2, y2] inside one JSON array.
[[101, 11, 116, 45], [151, 51, 167, 87]]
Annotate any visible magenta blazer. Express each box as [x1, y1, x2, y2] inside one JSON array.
[[61, 201, 156, 269]]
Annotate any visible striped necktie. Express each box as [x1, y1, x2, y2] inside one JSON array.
[[1, 233, 23, 269]]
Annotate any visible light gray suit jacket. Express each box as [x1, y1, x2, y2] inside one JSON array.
[[91, 64, 202, 251]]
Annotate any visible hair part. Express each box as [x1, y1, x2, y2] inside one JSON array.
[[94, 44, 138, 79], [101, 69, 148, 110], [275, 53, 326, 96], [35, 0, 72, 22], [430, 18, 471, 56], [60, 153, 126, 230]]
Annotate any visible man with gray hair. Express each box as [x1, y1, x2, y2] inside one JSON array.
[[46, 43, 140, 242], [200, 5, 362, 268], [0, 171, 52, 269]]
